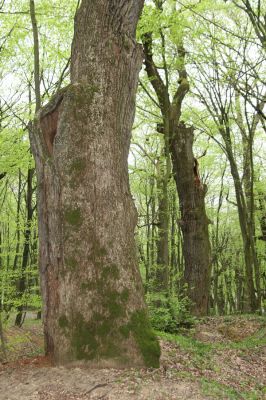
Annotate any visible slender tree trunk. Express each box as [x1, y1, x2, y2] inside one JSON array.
[[212, 168, 225, 314], [258, 193, 266, 241], [0, 310, 6, 361], [223, 129, 257, 311], [12, 170, 22, 274], [239, 104, 261, 309], [235, 256, 244, 312], [30, 0, 41, 112], [217, 279, 225, 315], [15, 167, 34, 326], [144, 175, 155, 291], [30, 0, 160, 367], [155, 151, 169, 291], [213, 263, 219, 314], [145, 193, 151, 292], [225, 270, 235, 313], [170, 193, 177, 291], [9, 170, 23, 316], [14, 0, 41, 325], [0, 231, 6, 358], [177, 219, 183, 276], [170, 124, 211, 316], [151, 187, 156, 269]]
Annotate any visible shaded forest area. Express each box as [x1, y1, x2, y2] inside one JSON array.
[[0, 0, 266, 398]]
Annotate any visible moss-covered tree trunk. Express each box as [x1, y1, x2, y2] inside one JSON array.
[[30, 0, 160, 368]]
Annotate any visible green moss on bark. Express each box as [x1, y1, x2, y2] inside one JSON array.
[[59, 315, 69, 329], [71, 268, 131, 361], [71, 313, 99, 360], [70, 158, 86, 173], [106, 297, 124, 319], [80, 280, 94, 291], [64, 208, 82, 227], [66, 84, 99, 110], [59, 257, 159, 366], [120, 288, 129, 302], [101, 264, 119, 280], [69, 301, 125, 361], [119, 324, 130, 338], [128, 309, 160, 368], [95, 246, 108, 257], [101, 342, 120, 358], [65, 257, 78, 270], [96, 319, 112, 337]]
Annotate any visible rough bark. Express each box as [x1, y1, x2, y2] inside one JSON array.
[[242, 135, 261, 310], [258, 193, 266, 241], [31, 0, 160, 367], [144, 175, 155, 291], [236, 94, 261, 310], [155, 151, 169, 291], [170, 124, 211, 316], [170, 193, 177, 291], [15, 167, 34, 326], [221, 125, 257, 312]]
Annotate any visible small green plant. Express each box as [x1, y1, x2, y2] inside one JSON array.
[[146, 291, 196, 333]]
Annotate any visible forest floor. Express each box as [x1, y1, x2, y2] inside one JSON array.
[[0, 315, 265, 400]]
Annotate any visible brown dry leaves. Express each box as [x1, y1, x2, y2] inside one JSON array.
[[0, 316, 265, 399]]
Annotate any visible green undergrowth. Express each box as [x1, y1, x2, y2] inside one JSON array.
[[2, 323, 43, 361], [226, 326, 266, 350], [156, 330, 213, 369], [156, 330, 266, 367], [146, 291, 197, 333], [157, 330, 212, 356], [201, 378, 264, 400], [157, 314, 266, 353], [157, 317, 266, 399]]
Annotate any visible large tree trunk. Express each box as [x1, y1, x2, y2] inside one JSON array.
[[170, 124, 211, 316], [31, 0, 160, 367]]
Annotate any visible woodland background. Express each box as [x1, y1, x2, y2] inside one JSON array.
[[0, 0, 265, 333], [0, 2, 265, 399]]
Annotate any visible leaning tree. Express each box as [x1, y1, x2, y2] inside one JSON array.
[[30, 0, 160, 367]]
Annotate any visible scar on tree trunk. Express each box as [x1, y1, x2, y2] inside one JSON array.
[[39, 88, 69, 155], [193, 158, 202, 188]]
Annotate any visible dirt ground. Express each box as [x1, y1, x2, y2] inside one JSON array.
[[0, 315, 265, 400]]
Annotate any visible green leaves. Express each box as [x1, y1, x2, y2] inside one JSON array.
[[0, 128, 32, 175]]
